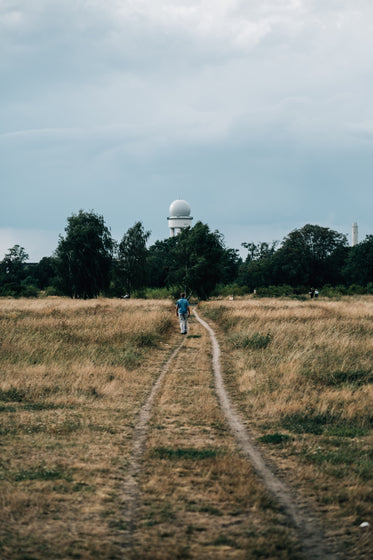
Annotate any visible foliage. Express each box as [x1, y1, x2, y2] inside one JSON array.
[[242, 241, 279, 263], [116, 221, 150, 296], [0, 245, 44, 297], [273, 224, 348, 286], [175, 222, 229, 299], [147, 221, 238, 299], [211, 283, 250, 297], [238, 242, 279, 289], [0, 245, 29, 279], [343, 235, 373, 285], [0, 245, 29, 296], [238, 225, 348, 290], [1, 218, 371, 299], [144, 287, 172, 299], [54, 210, 114, 298], [34, 256, 57, 289], [147, 237, 177, 289]]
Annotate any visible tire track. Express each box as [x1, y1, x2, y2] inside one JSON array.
[[119, 338, 185, 548], [193, 307, 343, 560]]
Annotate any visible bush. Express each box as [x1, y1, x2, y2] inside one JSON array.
[[43, 286, 62, 297], [319, 285, 346, 297], [145, 287, 172, 299], [254, 285, 294, 298], [348, 284, 366, 295], [211, 283, 250, 298], [21, 284, 39, 298]]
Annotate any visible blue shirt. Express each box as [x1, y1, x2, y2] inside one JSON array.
[[177, 298, 189, 314]]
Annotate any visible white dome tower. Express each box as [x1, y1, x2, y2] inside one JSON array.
[[168, 199, 193, 237]]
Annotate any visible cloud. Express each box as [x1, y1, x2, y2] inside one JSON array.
[[2, 0, 373, 148], [0, 1, 372, 257]]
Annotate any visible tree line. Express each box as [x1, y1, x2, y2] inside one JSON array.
[[1, 210, 372, 299]]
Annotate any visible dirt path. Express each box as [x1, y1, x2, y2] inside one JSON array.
[[119, 338, 186, 547], [119, 310, 343, 558], [193, 307, 343, 560]]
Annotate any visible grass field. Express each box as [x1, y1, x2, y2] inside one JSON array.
[[200, 296, 373, 559], [0, 296, 372, 559], [0, 298, 177, 559]]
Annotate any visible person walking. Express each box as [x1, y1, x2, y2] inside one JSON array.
[[176, 292, 190, 334]]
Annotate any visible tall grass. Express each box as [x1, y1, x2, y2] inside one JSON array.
[[0, 297, 175, 560], [134, 317, 301, 559], [200, 296, 373, 559]]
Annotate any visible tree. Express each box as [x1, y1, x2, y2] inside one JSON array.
[[273, 224, 347, 287], [0, 245, 29, 281], [55, 210, 114, 298], [34, 257, 57, 289], [147, 237, 177, 288], [343, 235, 373, 285], [167, 222, 230, 299], [0, 245, 29, 295], [238, 241, 278, 289], [241, 241, 278, 263], [147, 222, 239, 299], [117, 221, 150, 295], [219, 247, 242, 285]]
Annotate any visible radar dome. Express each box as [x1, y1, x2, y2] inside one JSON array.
[[169, 199, 191, 217]]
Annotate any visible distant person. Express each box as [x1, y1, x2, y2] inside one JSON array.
[[309, 288, 315, 299], [314, 289, 319, 298], [176, 292, 190, 335]]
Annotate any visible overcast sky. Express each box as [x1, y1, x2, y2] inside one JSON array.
[[1, 0, 372, 261]]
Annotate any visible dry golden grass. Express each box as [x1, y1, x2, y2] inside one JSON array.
[[0, 297, 177, 559], [1, 296, 372, 559], [132, 317, 301, 559], [200, 296, 373, 559]]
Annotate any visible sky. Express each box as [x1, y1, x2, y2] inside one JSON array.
[[1, 0, 372, 261]]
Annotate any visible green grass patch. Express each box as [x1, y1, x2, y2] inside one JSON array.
[[151, 446, 224, 461], [130, 331, 157, 347], [212, 534, 240, 547], [258, 433, 291, 445], [0, 387, 26, 402], [122, 348, 142, 369], [15, 465, 73, 482], [0, 404, 17, 412], [198, 505, 223, 516], [281, 410, 371, 437], [303, 369, 373, 387], [22, 402, 61, 411], [302, 443, 373, 481]]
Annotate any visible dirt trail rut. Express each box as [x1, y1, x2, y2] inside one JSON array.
[[193, 307, 343, 560], [120, 310, 342, 558], [119, 339, 185, 546]]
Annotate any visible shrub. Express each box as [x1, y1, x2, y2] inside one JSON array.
[[145, 287, 172, 299], [21, 284, 39, 298], [254, 285, 294, 298], [211, 283, 250, 297]]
